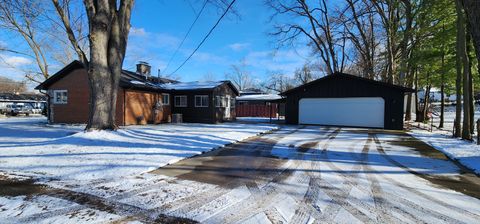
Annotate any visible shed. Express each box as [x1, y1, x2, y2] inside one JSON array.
[[281, 72, 414, 130]]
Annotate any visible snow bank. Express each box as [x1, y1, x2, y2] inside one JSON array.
[[0, 118, 277, 181], [410, 129, 480, 175]]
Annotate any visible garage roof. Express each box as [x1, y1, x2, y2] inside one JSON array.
[[281, 72, 414, 96]]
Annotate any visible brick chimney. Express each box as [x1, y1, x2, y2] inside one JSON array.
[[136, 61, 151, 77]]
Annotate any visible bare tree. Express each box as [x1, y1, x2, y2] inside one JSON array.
[[340, 0, 379, 79], [0, 0, 49, 83], [262, 72, 295, 93], [294, 63, 315, 85], [53, 0, 133, 130], [0, 76, 27, 93], [371, 0, 400, 84], [202, 72, 216, 82], [225, 60, 253, 91], [267, 0, 346, 75]]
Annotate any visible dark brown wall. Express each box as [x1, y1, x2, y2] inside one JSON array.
[[284, 75, 405, 130], [171, 90, 215, 123], [171, 83, 237, 123]]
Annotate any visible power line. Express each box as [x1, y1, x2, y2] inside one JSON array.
[[163, 0, 208, 74], [169, 0, 236, 75]]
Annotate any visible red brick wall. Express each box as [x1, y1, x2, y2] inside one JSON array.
[[49, 68, 90, 124], [49, 68, 125, 125]]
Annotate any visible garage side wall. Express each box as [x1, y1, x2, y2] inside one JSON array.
[[285, 76, 405, 130]]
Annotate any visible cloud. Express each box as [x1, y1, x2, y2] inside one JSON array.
[[0, 54, 32, 66], [228, 42, 250, 51], [130, 27, 147, 37], [191, 51, 228, 64], [243, 48, 311, 74], [0, 54, 33, 68]]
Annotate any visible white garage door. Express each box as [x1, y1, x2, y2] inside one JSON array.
[[299, 97, 385, 128]]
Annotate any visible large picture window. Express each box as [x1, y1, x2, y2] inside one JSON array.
[[195, 95, 209, 107], [174, 95, 187, 107], [53, 90, 68, 104]]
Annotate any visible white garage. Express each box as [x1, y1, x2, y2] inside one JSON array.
[[298, 97, 385, 128]]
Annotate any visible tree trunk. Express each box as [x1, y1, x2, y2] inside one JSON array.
[[398, 0, 413, 86], [467, 25, 475, 134], [459, 1, 471, 140], [86, 20, 116, 130], [455, 0, 468, 138], [462, 0, 480, 69], [440, 23, 446, 129], [84, 0, 133, 131], [440, 77, 445, 129]]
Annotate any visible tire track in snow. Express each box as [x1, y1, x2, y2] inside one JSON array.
[[322, 131, 467, 223], [360, 133, 394, 223], [204, 127, 332, 223], [318, 130, 460, 223], [371, 134, 480, 223], [308, 128, 379, 223], [166, 127, 301, 222]]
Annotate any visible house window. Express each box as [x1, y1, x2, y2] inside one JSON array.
[[215, 96, 221, 107], [162, 94, 170, 105], [230, 98, 236, 108], [174, 95, 187, 107], [195, 95, 209, 107], [53, 90, 68, 104]]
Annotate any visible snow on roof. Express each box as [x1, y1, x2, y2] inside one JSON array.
[[160, 81, 225, 90], [236, 94, 282, 101], [130, 80, 146, 85]]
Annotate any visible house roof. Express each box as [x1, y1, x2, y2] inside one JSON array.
[[35, 60, 178, 91], [35, 61, 239, 95], [281, 72, 414, 96], [239, 88, 264, 95], [236, 94, 282, 101]]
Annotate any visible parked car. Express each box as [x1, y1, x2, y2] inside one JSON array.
[[5, 104, 32, 116]]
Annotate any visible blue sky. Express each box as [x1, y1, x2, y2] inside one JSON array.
[[0, 0, 314, 88], [125, 0, 312, 82]]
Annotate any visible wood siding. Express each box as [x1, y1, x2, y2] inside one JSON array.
[[236, 104, 278, 117], [124, 90, 171, 125], [284, 75, 406, 130]]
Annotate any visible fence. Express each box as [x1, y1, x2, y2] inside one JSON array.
[[236, 104, 278, 117]]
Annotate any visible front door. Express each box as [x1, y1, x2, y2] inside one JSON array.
[[224, 96, 231, 119]]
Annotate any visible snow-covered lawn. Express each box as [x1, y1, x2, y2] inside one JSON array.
[[0, 117, 277, 181], [410, 129, 480, 175]]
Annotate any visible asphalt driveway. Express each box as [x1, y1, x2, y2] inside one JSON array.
[[152, 126, 480, 223]]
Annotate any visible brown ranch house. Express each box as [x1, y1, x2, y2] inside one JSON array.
[[35, 61, 238, 125]]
